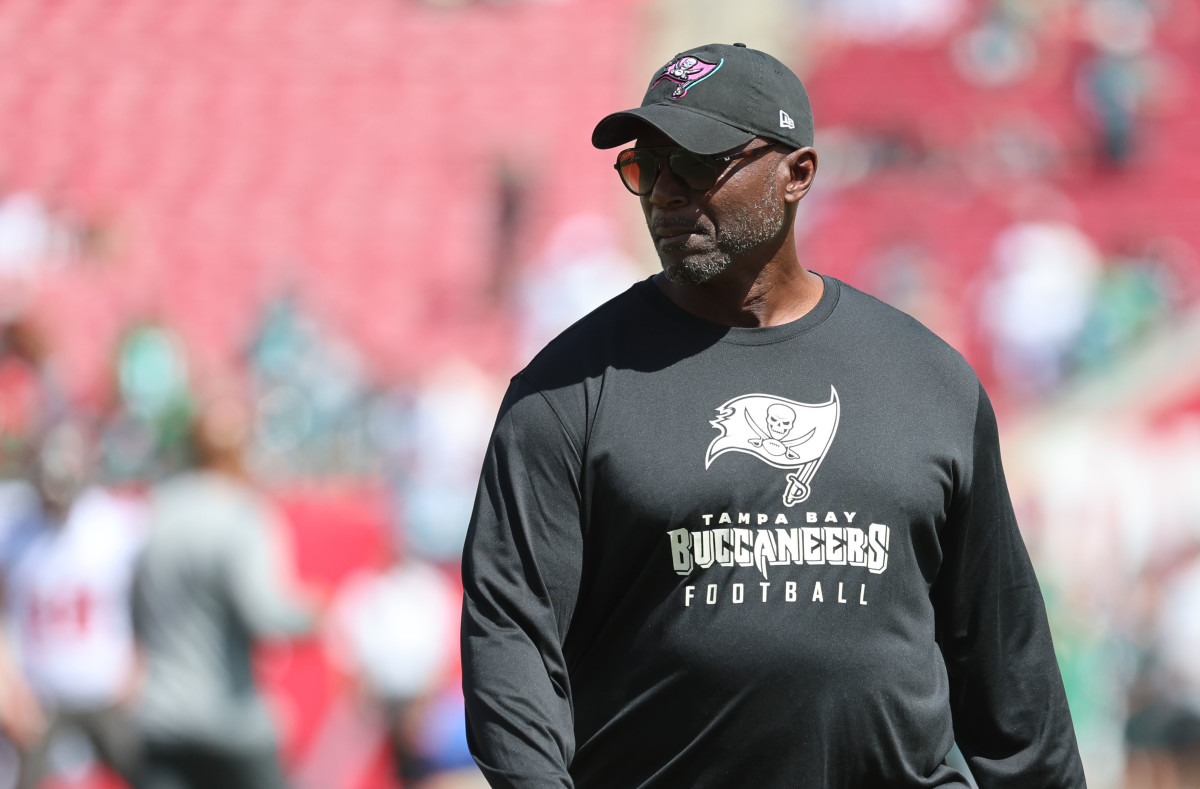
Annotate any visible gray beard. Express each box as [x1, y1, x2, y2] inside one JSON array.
[[660, 188, 786, 285]]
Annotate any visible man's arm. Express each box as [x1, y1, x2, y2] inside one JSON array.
[[932, 382, 1086, 788], [227, 501, 318, 640], [461, 375, 583, 789], [0, 595, 44, 748]]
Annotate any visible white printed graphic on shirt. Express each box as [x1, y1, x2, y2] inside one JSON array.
[[706, 388, 839, 506]]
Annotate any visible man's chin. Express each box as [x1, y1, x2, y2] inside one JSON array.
[[661, 255, 732, 286]]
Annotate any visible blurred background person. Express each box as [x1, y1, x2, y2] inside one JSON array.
[[131, 395, 319, 789], [323, 551, 482, 789], [0, 419, 145, 789]]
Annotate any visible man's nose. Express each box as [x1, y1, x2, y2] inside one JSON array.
[[645, 161, 689, 208]]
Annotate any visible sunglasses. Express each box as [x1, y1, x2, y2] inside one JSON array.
[[613, 143, 779, 196]]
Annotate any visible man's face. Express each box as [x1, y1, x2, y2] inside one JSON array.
[[32, 421, 92, 518], [636, 129, 788, 286]]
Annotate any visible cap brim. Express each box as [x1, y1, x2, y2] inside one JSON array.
[[591, 104, 755, 156]]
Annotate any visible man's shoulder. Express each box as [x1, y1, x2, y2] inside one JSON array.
[[517, 278, 654, 392], [832, 278, 978, 383], [493, 279, 657, 447]]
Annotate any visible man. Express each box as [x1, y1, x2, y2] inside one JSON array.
[[461, 42, 1086, 788], [0, 420, 144, 789], [132, 396, 318, 789]]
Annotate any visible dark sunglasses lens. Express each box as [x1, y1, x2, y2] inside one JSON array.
[[670, 151, 719, 191], [617, 150, 656, 195]]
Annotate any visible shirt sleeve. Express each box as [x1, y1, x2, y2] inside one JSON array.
[[226, 500, 317, 640], [932, 382, 1086, 788], [461, 374, 584, 789]]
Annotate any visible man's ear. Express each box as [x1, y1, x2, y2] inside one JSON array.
[[781, 147, 817, 204]]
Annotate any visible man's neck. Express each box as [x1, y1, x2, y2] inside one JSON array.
[[653, 243, 824, 328]]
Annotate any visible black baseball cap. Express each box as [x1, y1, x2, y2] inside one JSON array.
[[592, 42, 814, 156]]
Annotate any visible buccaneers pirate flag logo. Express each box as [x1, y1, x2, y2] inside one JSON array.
[[706, 388, 840, 507], [651, 55, 723, 99]]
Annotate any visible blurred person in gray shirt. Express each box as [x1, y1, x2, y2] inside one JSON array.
[[131, 395, 319, 789]]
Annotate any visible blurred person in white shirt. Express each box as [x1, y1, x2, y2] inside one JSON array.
[[327, 553, 485, 788], [0, 419, 146, 789]]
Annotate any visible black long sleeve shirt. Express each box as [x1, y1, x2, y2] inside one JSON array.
[[461, 275, 1086, 788]]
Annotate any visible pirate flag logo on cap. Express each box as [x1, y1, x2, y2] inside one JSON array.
[[652, 56, 724, 99]]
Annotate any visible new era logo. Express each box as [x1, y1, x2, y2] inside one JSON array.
[[779, 110, 795, 130]]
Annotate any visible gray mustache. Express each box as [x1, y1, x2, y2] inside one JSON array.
[[652, 221, 703, 234]]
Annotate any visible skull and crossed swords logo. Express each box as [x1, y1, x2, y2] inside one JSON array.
[[705, 389, 840, 507]]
